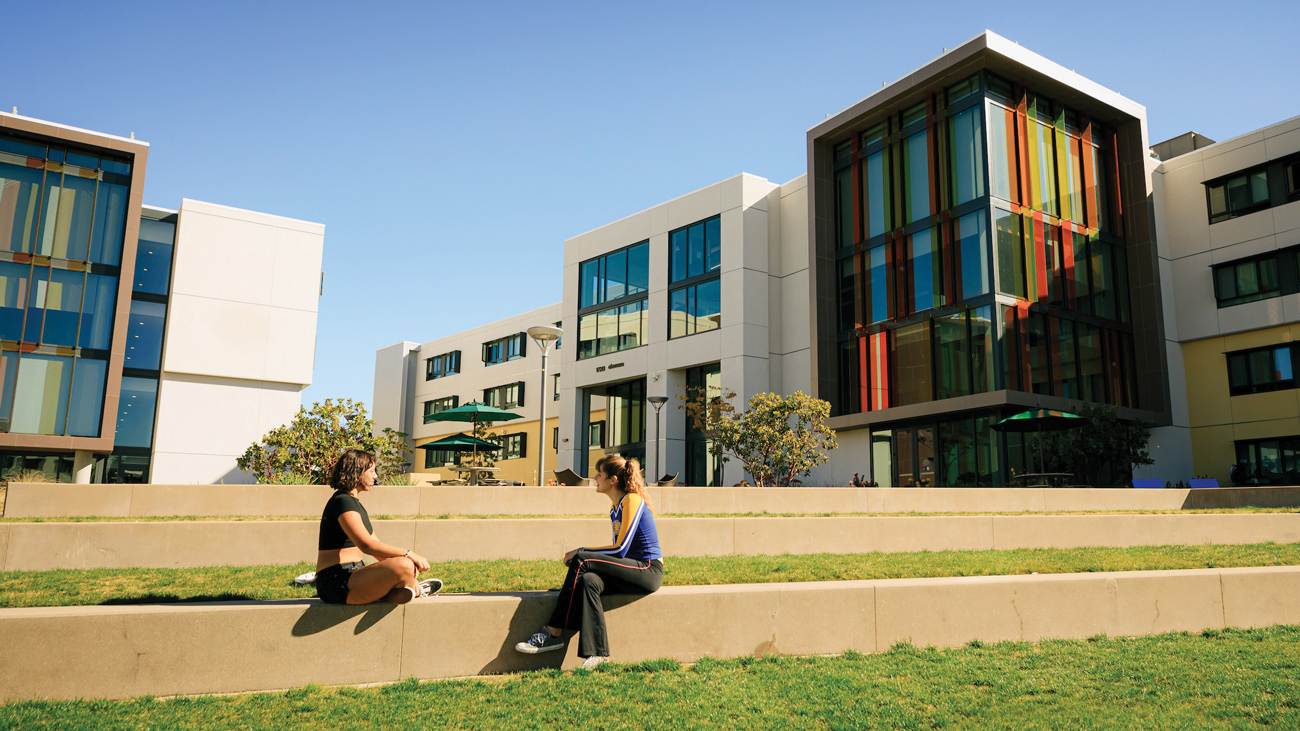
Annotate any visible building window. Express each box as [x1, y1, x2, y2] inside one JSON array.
[[482, 335, 524, 366], [578, 242, 649, 359], [426, 350, 460, 380], [554, 321, 563, 349], [668, 217, 722, 340], [502, 433, 527, 459], [484, 381, 524, 409], [424, 448, 458, 469], [1214, 254, 1282, 308], [1235, 436, 1300, 485], [1207, 167, 1271, 223], [553, 426, 559, 450], [553, 373, 560, 401], [685, 363, 723, 487], [423, 395, 459, 422], [1227, 344, 1295, 396], [1287, 159, 1300, 201], [589, 420, 605, 449]]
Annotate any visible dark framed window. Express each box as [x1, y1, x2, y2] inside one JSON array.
[[423, 395, 459, 421], [426, 350, 460, 380], [668, 217, 722, 340], [553, 373, 560, 401], [1214, 254, 1282, 307], [425, 448, 457, 469], [482, 335, 524, 366], [503, 433, 526, 459], [1287, 159, 1300, 201], [589, 420, 605, 449], [483, 381, 524, 409], [1235, 436, 1300, 485], [553, 426, 559, 450], [1207, 167, 1271, 223], [1227, 344, 1295, 396], [578, 242, 649, 359]]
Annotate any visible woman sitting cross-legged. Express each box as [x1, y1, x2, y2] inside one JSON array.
[[315, 449, 442, 605], [514, 454, 663, 669]]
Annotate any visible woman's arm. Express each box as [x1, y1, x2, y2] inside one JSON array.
[[339, 511, 430, 571], [577, 494, 645, 558]]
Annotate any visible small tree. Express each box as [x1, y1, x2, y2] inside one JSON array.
[[680, 388, 838, 487], [1032, 402, 1154, 487], [465, 420, 502, 468], [236, 398, 413, 485]]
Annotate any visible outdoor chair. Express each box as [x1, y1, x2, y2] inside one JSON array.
[[553, 468, 592, 486], [656, 472, 679, 487]]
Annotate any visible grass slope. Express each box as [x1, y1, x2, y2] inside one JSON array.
[[1, 542, 1297, 608]]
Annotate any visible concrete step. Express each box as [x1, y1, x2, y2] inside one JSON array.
[[3, 513, 1298, 570], [7, 483, 1298, 519], [2, 565, 1296, 702]]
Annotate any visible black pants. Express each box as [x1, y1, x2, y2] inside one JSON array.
[[547, 551, 663, 658]]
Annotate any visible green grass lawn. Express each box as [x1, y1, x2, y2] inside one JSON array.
[[1, 506, 1296, 522], [2, 626, 1297, 729], [2, 542, 1298, 608]]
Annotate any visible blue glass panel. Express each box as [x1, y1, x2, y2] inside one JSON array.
[[695, 279, 721, 333], [115, 376, 157, 448], [0, 163, 45, 254], [67, 357, 107, 437], [99, 157, 131, 176], [0, 136, 46, 158], [124, 300, 166, 370], [605, 248, 627, 301], [906, 131, 929, 224], [88, 181, 128, 266], [0, 261, 30, 340], [866, 151, 885, 239], [23, 266, 49, 342], [10, 353, 73, 435], [65, 151, 99, 169], [627, 242, 649, 296], [911, 229, 935, 312], [958, 210, 989, 299], [41, 268, 84, 346], [950, 106, 985, 206], [869, 245, 888, 324], [669, 287, 688, 339], [133, 219, 175, 295], [688, 223, 704, 278], [705, 217, 721, 272], [670, 229, 688, 283], [1276, 347, 1293, 382], [45, 173, 96, 261], [79, 273, 117, 350], [579, 259, 599, 309]]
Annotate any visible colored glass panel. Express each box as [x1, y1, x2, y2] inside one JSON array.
[[911, 228, 941, 312], [864, 150, 887, 238], [868, 331, 890, 410], [0, 261, 29, 341], [66, 357, 107, 437], [995, 208, 1026, 298], [39, 268, 84, 346], [124, 300, 166, 370], [903, 130, 929, 224], [0, 163, 45, 254], [868, 244, 888, 324], [88, 180, 127, 266], [115, 376, 157, 448], [987, 102, 1017, 203], [78, 273, 117, 351], [134, 219, 175, 295], [10, 353, 73, 435], [957, 210, 989, 299], [894, 321, 931, 406], [948, 106, 985, 206], [935, 311, 969, 400], [1029, 120, 1058, 215]]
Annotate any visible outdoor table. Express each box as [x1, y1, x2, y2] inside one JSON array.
[[1010, 472, 1074, 488], [450, 465, 500, 486]]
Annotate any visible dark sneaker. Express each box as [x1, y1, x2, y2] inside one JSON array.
[[417, 578, 443, 597], [515, 631, 564, 654]]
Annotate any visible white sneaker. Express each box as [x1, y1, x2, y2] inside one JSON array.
[[580, 656, 608, 670], [417, 578, 443, 597]]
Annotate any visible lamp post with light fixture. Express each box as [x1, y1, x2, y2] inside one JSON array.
[[526, 325, 563, 486], [648, 395, 669, 482]]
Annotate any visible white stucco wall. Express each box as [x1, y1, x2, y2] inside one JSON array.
[[150, 199, 324, 484]]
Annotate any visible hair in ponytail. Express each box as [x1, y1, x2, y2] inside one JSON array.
[[595, 454, 655, 514]]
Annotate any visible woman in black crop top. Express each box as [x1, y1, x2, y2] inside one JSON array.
[[316, 449, 441, 604]]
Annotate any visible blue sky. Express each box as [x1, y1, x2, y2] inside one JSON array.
[[6, 1, 1297, 414]]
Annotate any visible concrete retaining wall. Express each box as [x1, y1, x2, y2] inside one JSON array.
[[1, 565, 1296, 702], [4, 513, 1297, 570], [7, 484, 1300, 518]]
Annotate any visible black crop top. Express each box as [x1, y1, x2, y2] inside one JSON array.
[[318, 491, 373, 550]]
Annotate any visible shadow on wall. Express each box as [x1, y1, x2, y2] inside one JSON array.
[[476, 590, 655, 675]]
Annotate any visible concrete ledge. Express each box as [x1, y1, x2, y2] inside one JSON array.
[[3, 513, 1297, 570], [7, 484, 1299, 519], [2, 566, 1296, 701]]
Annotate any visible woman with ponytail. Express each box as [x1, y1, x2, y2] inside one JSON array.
[[514, 454, 663, 669]]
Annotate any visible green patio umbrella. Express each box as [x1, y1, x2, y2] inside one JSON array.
[[416, 433, 502, 452], [990, 409, 1085, 475], [424, 401, 523, 467]]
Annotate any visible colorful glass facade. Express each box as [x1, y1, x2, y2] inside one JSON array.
[[0, 130, 133, 439], [827, 71, 1140, 486]]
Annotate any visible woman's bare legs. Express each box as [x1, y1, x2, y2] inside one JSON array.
[[345, 557, 419, 604]]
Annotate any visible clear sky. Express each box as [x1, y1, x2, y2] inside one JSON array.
[[6, 1, 1297, 414]]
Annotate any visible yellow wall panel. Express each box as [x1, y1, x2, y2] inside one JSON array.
[[1190, 425, 1237, 484], [1231, 391, 1300, 424], [1232, 417, 1300, 443], [1181, 338, 1230, 427]]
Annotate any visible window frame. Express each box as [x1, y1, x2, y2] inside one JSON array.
[[577, 242, 650, 360], [1212, 251, 1288, 308], [425, 350, 461, 380], [422, 395, 459, 422], [502, 432, 527, 460], [1227, 343, 1296, 396], [589, 420, 605, 449], [1206, 165, 1273, 224], [483, 381, 524, 410]]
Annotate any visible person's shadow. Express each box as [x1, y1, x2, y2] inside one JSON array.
[[291, 599, 396, 636], [473, 590, 653, 674]]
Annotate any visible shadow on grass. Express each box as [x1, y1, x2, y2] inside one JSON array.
[[100, 593, 259, 605]]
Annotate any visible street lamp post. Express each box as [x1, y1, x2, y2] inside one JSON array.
[[648, 395, 669, 483], [526, 325, 563, 486]]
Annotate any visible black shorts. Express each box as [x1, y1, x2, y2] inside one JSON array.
[[316, 561, 364, 604]]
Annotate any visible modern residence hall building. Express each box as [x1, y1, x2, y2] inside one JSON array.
[[382, 29, 1300, 488], [1, 112, 324, 484]]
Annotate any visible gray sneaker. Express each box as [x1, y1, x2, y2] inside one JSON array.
[[417, 578, 443, 597], [515, 630, 564, 654]]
